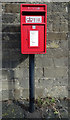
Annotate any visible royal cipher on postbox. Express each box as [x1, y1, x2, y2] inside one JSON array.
[[21, 4, 47, 54]]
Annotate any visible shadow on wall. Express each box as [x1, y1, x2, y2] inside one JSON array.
[[2, 24, 29, 100]]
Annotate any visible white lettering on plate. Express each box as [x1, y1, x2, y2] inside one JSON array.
[[26, 16, 42, 23], [30, 31, 38, 47]]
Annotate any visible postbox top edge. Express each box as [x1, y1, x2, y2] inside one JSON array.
[[21, 4, 47, 7]]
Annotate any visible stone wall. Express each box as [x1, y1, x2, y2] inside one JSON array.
[[1, 2, 69, 100]]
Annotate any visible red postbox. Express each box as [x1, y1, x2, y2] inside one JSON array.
[[21, 4, 47, 54]]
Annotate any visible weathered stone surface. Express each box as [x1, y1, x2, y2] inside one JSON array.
[[14, 89, 20, 100], [2, 90, 14, 100], [1, 0, 27, 2], [48, 32, 67, 40], [43, 86, 68, 98], [68, 69, 70, 86], [2, 24, 20, 32], [0, 91, 2, 101], [35, 76, 68, 88], [2, 14, 20, 23], [48, 20, 53, 32], [2, 70, 9, 80], [5, 4, 20, 13], [50, 3, 68, 13], [26, 0, 42, 2], [47, 48, 68, 58], [2, 33, 21, 49], [48, 12, 68, 23], [53, 22, 68, 32], [0, 3, 2, 14], [2, 49, 29, 68], [21, 89, 29, 99], [19, 78, 29, 89], [2, 81, 14, 90], [35, 67, 43, 78], [53, 57, 68, 67], [35, 55, 54, 67], [14, 67, 29, 89], [48, 40, 68, 49], [35, 78, 54, 88], [35, 88, 44, 98], [0, 0, 70, 2], [53, 77, 68, 86], [44, 67, 68, 77], [14, 67, 29, 79]]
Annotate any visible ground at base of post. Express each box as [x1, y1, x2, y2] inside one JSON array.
[[2, 97, 69, 119]]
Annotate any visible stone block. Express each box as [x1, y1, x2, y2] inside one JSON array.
[[68, 90, 70, 98], [35, 55, 54, 67], [35, 76, 68, 88], [43, 86, 68, 98], [0, 3, 2, 13], [2, 33, 21, 49], [2, 24, 20, 32], [14, 89, 20, 100], [42, 0, 52, 2], [35, 77, 54, 88], [48, 40, 68, 50], [0, 70, 2, 82], [35, 85, 68, 98], [0, 51, 2, 69], [19, 78, 29, 89], [21, 89, 29, 99], [5, 4, 20, 13], [2, 81, 14, 90], [26, 0, 41, 2], [47, 3, 53, 13], [2, 14, 16, 23], [2, 70, 9, 80], [2, 13, 20, 23], [2, 90, 14, 100], [35, 67, 43, 78], [44, 67, 68, 77], [1, 0, 27, 3], [48, 32, 67, 40], [35, 88, 44, 99], [68, 41, 70, 51], [49, 48, 68, 58], [69, 51, 70, 58], [2, 49, 29, 68], [2, 58, 20, 68], [48, 12, 68, 23], [53, 22, 68, 32], [35, 49, 53, 58], [53, 57, 68, 67], [14, 67, 29, 83], [13, 69, 29, 89], [48, 20, 53, 32], [0, 91, 2, 101], [0, 15, 2, 33], [0, 81, 2, 92], [52, 3, 68, 13], [53, 76, 68, 86], [0, 102, 2, 120], [59, 40, 68, 49], [68, 70, 70, 86], [48, 41, 59, 49]]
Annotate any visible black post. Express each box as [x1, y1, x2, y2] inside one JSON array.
[[29, 54, 35, 113]]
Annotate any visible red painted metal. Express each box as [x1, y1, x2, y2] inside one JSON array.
[[21, 4, 47, 54]]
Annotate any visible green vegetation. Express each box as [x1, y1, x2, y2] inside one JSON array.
[[37, 97, 56, 107]]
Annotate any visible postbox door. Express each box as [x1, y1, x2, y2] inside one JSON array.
[[21, 25, 44, 53]]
